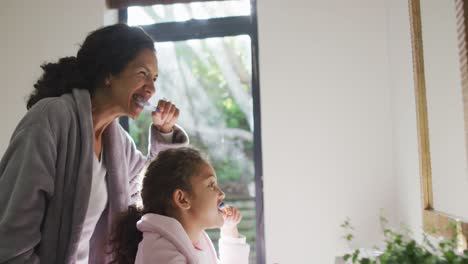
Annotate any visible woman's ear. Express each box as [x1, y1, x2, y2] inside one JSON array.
[[173, 189, 191, 210]]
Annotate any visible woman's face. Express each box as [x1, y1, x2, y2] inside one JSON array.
[[188, 162, 226, 229], [107, 48, 158, 119]]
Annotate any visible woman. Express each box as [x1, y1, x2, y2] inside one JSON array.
[[0, 24, 188, 263]]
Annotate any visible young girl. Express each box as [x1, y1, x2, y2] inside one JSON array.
[[109, 147, 250, 264]]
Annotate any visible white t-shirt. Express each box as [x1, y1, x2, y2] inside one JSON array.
[[75, 129, 173, 263], [76, 152, 108, 264]]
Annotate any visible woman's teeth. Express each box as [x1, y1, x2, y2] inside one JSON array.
[[133, 95, 145, 106], [132, 95, 160, 112]]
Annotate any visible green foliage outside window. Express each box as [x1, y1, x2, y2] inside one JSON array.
[[129, 36, 254, 195], [127, 31, 257, 264], [128, 4, 257, 262]]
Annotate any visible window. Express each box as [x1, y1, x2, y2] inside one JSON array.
[[118, 2, 264, 263], [127, 1, 251, 25]]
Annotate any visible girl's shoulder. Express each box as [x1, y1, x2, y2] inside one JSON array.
[[137, 232, 189, 263], [137, 214, 199, 263]]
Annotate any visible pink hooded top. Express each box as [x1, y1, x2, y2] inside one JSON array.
[[135, 214, 250, 264]]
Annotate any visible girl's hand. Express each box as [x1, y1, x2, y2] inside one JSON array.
[[221, 206, 242, 237], [152, 99, 180, 133]]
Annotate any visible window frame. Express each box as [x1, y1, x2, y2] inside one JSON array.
[[118, 3, 265, 263], [409, 0, 468, 246]]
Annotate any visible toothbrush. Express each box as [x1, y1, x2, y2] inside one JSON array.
[[218, 202, 231, 215], [134, 96, 160, 112]]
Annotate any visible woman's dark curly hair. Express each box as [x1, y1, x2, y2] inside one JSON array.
[[26, 24, 155, 109], [108, 147, 208, 264]]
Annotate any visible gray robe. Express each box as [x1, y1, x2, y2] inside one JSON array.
[[0, 89, 188, 263]]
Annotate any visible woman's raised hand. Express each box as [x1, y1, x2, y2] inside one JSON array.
[[152, 99, 180, 133]]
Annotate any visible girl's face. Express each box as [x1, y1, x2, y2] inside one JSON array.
[[107, 48, 158, 119], [188, 162, 226, 229]]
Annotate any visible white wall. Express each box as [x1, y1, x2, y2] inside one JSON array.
[[257, 0, 396, 263], [0, 0, 426, 263], [0, 0, 111, 153]]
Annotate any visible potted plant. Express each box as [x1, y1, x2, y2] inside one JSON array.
[[341, 215, 468, 264]]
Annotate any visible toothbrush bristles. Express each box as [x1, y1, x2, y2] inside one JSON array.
[[135, 96, 160, 112]]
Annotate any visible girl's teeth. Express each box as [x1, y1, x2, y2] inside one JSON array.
[[218, 202, 228, 213]]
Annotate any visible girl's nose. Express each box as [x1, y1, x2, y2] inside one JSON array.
[[218, 187, 225, 200]]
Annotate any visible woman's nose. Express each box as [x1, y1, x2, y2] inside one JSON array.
[[145, 79, 156, 95]]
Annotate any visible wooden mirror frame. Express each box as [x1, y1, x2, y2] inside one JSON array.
[[409, 0, 468, 248]]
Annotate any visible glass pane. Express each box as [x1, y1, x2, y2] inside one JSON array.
[[129, 35, 256, 263], [128, 1, 251, 26]]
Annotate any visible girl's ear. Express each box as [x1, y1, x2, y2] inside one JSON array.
[[173, 189, 191, 210], [104, 74, 112, 87]]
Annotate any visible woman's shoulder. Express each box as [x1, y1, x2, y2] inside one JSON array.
[[32, 93, 76, 112], [16, 95, 79, 134], [31, 96, 75, 119]]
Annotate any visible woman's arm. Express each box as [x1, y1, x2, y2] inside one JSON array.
[[124, 100, 188, 203], [122, 124, 188, 204], [146, 124, 189, 160]]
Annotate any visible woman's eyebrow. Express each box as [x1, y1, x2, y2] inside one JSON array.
[[135, 64, 154, 73], [141, 65, 158, 79]]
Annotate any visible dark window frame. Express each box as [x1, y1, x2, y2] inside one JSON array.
[[119, 3, 265, 263]]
